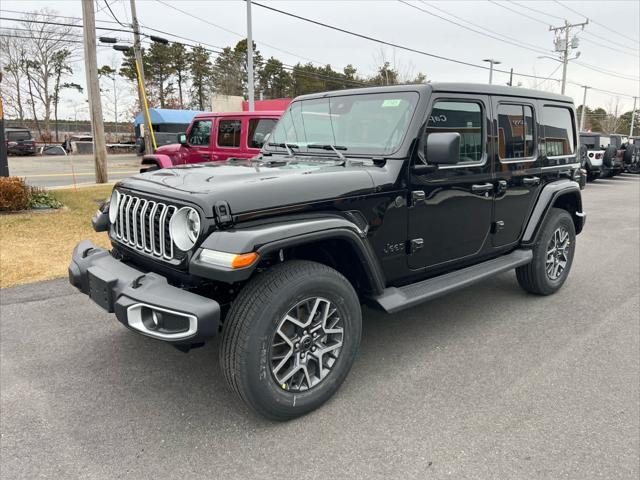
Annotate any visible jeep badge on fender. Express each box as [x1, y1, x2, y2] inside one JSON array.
[[70, 83, 586, 420]]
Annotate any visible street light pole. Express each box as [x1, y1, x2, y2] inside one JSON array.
[[483, 58, 501, 85], [579, 85, 590, 132], [130, 0, 154, 154], [246, 0, 255, 111]]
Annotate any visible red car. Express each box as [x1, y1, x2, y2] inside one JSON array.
[[141, 111, 283, 171]]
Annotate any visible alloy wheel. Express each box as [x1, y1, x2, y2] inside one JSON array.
[[270, 297, 344, 392], [546, 227, 570, 280]]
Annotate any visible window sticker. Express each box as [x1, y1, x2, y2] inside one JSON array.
[[381, 99, 402, 108]]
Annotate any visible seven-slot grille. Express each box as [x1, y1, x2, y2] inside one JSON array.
[[114, 193, 178, 260]]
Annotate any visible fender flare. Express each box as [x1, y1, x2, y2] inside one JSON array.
[[189, 214, 386, 293], [521, 180, 583, 244], [140, 154, 173, 172]]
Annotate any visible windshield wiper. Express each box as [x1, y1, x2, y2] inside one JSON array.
[[267, 142, 298, 157], [308, 144, 347, 160]]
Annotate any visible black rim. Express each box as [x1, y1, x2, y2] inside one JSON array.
[[546, 226, 570, 280], [270, 297, 344, 392]]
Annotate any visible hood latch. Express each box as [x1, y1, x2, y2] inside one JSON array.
[[214, 200, 233, 227]]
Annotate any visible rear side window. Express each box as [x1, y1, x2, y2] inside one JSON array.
[[217, 119, 242, 148], [424, 100, 484, 164], [542, 106, 575, 156], [248, 118, 276, 148], [187, 120, 212, 146], [497, 104, 534, 160], [7, 131, 32, 141]]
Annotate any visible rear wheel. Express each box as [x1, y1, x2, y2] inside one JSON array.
[[517, 208, 576, 295], [220, 260, 362, 421]]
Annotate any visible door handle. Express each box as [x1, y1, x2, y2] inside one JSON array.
[[523, 176, 540, 186], [471, 183, 493, 193]]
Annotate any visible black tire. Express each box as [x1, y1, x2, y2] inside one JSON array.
[[602, 146, 617, 168], [220, 260, 362, 421], [516, 208, 576, 295]]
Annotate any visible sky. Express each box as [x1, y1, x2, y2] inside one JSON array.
[[1, 0, 639, 121]]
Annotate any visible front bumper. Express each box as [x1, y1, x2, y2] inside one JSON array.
[[69, 240, 221, 344]]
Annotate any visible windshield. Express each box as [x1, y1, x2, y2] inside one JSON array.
[[265, 91, 419, 156]]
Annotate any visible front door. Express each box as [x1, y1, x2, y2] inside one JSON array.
[[185, 118, 213, 164], [408, 95, 494, 270]]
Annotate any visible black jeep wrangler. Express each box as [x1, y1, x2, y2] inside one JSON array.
[[70, 84, 586, 420]]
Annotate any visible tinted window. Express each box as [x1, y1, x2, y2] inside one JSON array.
[[424, 101, 483, 164], [542, 106, 575, 156], [498, 104, 534, 159], [266, 92, 419, 155], [7, 131, 32, 141], [217, 119, 242, 148], [248, 118, 276, 148], [187, 120, 212, 146]]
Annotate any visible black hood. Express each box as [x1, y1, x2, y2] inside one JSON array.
[[117, 159, 379, 217]]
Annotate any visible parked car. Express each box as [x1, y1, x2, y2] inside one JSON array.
[[608, 134, 629, 176], [140, 111, 283, 171], [578, 132, 608, 180], [70, 84, 586, 420], [5, 127, 36, 156]]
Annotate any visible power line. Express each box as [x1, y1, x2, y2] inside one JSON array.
[[251, 1, 556, 81], [103, 0, 128, 28], [488, 0, 548, 26], [418, 1, 552, 54], [400, 1, 549, 56], [153, 0, 327, 67], [489, 0, 637, 57], [553, 0, 640, 44], [573, 60, 639, 82]]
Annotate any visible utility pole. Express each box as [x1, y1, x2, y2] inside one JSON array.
[[579, 85, 590, 132], [630, 96, 637, 137], [483, 58, 501, 85], [0, 72, 8, 177], [549, 19, 588, 95], [246, 0, 255, 111], [130, 0, 153, 154], [81, 0, 108, 183], [507, 68, 513, 87]]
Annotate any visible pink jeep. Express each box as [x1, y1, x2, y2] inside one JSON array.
[[141, 111, 283, 171]]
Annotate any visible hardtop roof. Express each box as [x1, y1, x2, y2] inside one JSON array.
[[193, 110, 284, 120], [292, 82, 573, 104]]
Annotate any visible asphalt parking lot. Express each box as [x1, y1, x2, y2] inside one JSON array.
[[1, 174, 638, 479], [8, 153, 140, 188]]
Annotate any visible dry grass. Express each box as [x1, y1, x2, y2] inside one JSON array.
[[0, 185, 113, 288]]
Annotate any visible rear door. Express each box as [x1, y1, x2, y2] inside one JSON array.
[[213, 117, 243, 161], [408, 94, 494, 270], [491, 98, 542, 247], [184, 118, 213, 164]]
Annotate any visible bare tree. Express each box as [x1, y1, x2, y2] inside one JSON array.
[[0, 32, 28, 121], [19, 8, 79, 135], [600, 99, 622, 134]]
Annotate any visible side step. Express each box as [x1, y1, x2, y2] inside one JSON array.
[[371, 249, 533, 313]]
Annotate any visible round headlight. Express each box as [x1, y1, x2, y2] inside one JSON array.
[[108, 190, 120, 223], [170, 207, 201, 251]]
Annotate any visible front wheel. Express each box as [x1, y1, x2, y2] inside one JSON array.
[[517, 208, 576, 295], [220, 260, 362, 421]]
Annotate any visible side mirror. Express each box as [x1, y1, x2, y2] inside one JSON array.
[[425, 132, 460, 165], [178, 133, 188, 145]]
